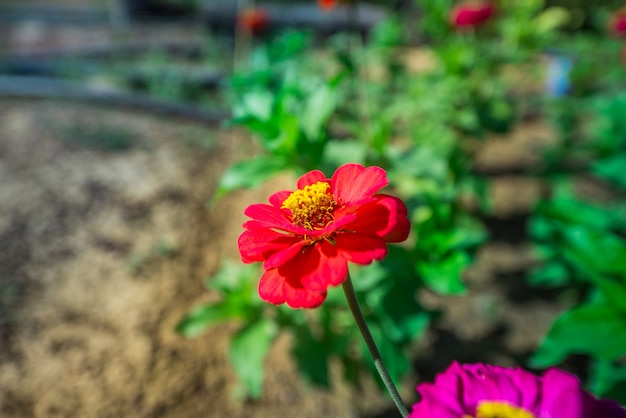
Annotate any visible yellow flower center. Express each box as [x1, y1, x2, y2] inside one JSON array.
[[281, 181, 338, 230], [463, 401, 536, 418]]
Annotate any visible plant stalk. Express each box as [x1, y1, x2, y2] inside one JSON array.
[[342, 275, 410, 418]]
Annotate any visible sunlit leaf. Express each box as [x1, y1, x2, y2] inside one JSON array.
[[214, 156, 287, 199], [417, 251, 469, 295], [531, 301, 626, 368]]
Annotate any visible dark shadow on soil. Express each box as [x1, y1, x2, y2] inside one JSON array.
[[480, 214, 529, 244]]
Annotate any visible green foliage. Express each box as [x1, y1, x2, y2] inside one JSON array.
[[527, 88, 626, 401], [178, 258, 432, 398]]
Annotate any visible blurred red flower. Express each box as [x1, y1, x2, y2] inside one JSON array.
[[449, 1, 494, 28], [238, 164, 410, 309], [237, 8, 269, 35], [318, 0, 337, 11], [608, 7, 626, 37]]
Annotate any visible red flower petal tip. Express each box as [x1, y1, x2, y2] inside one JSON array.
[[237, 8, 269, 35], [449, 1, 494, 28], [317, 0, 337, 11], [608, 7, 626, 37]]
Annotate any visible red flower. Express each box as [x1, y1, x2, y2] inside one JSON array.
[[449, 1, 494, 28], [238, 164, 411, 309], [318, 0, 337, 11], [237, 8, 269, 35], [608, 7, 626, 37]]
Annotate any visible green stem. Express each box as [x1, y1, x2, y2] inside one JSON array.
[[342, 275, 410, 418]]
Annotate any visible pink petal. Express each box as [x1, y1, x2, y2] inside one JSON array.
[[539, 368, 584, 418], [297, 170, 328, 189], [331, 163, 389, 205], [335, 233, 388, 264], [409, 400, 461, 418], [258, 269, 286, 305], [511, 367, 541, 412]]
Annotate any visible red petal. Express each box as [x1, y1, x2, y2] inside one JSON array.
[[258, 269, 286, 305], [238, 228, 298, 263], [382, 214, 411, 243], [299, 240, 348, 291], [263, 239, 308, 270], [260, 266, 327, 308], [283, 272, 327, 308], [373, 194, 410, 242], [269, 190, 292, 208], [342, 195, 410, 242], [244, 203, 308, 235], [331, 164, 388, 205], [297, 170, 328, 189], [335, 233, 388, 264]]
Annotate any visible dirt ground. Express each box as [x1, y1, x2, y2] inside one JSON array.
[[0, 98, 568, 418]]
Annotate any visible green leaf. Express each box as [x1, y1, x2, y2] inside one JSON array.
[[238, 90, 274, 121], [593, 154, 626, 189], [322, 140, 368, 170], [590, 360, 626, 403], [533, 7, 570, 33], [594, 276, 626, 314], [214, 156, 287, 199], [229, 318, 279, 399], [417, 251, 469, 295], [561, 227, 626, 277], [292, 328, 330, 387], [300, 84, 338, 140], [527, 261, 570, 288], [530, 301, 626, 368], [176, 303, 241, 338], [376, 281, 431, 343]]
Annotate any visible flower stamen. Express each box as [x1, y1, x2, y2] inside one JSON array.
[[474, 401, 536, 418], [282, 181, 338, 230]]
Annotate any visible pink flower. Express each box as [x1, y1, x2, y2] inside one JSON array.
[[450, 1, 494, 28], [409, 362, 626, 418], [238, 164, 410, 309]]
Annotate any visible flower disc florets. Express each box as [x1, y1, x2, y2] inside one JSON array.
[[473, 401, 534, 418], [281, 181, 337, 230]]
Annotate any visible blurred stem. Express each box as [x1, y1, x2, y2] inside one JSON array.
[[342, 274, 409, 418]]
